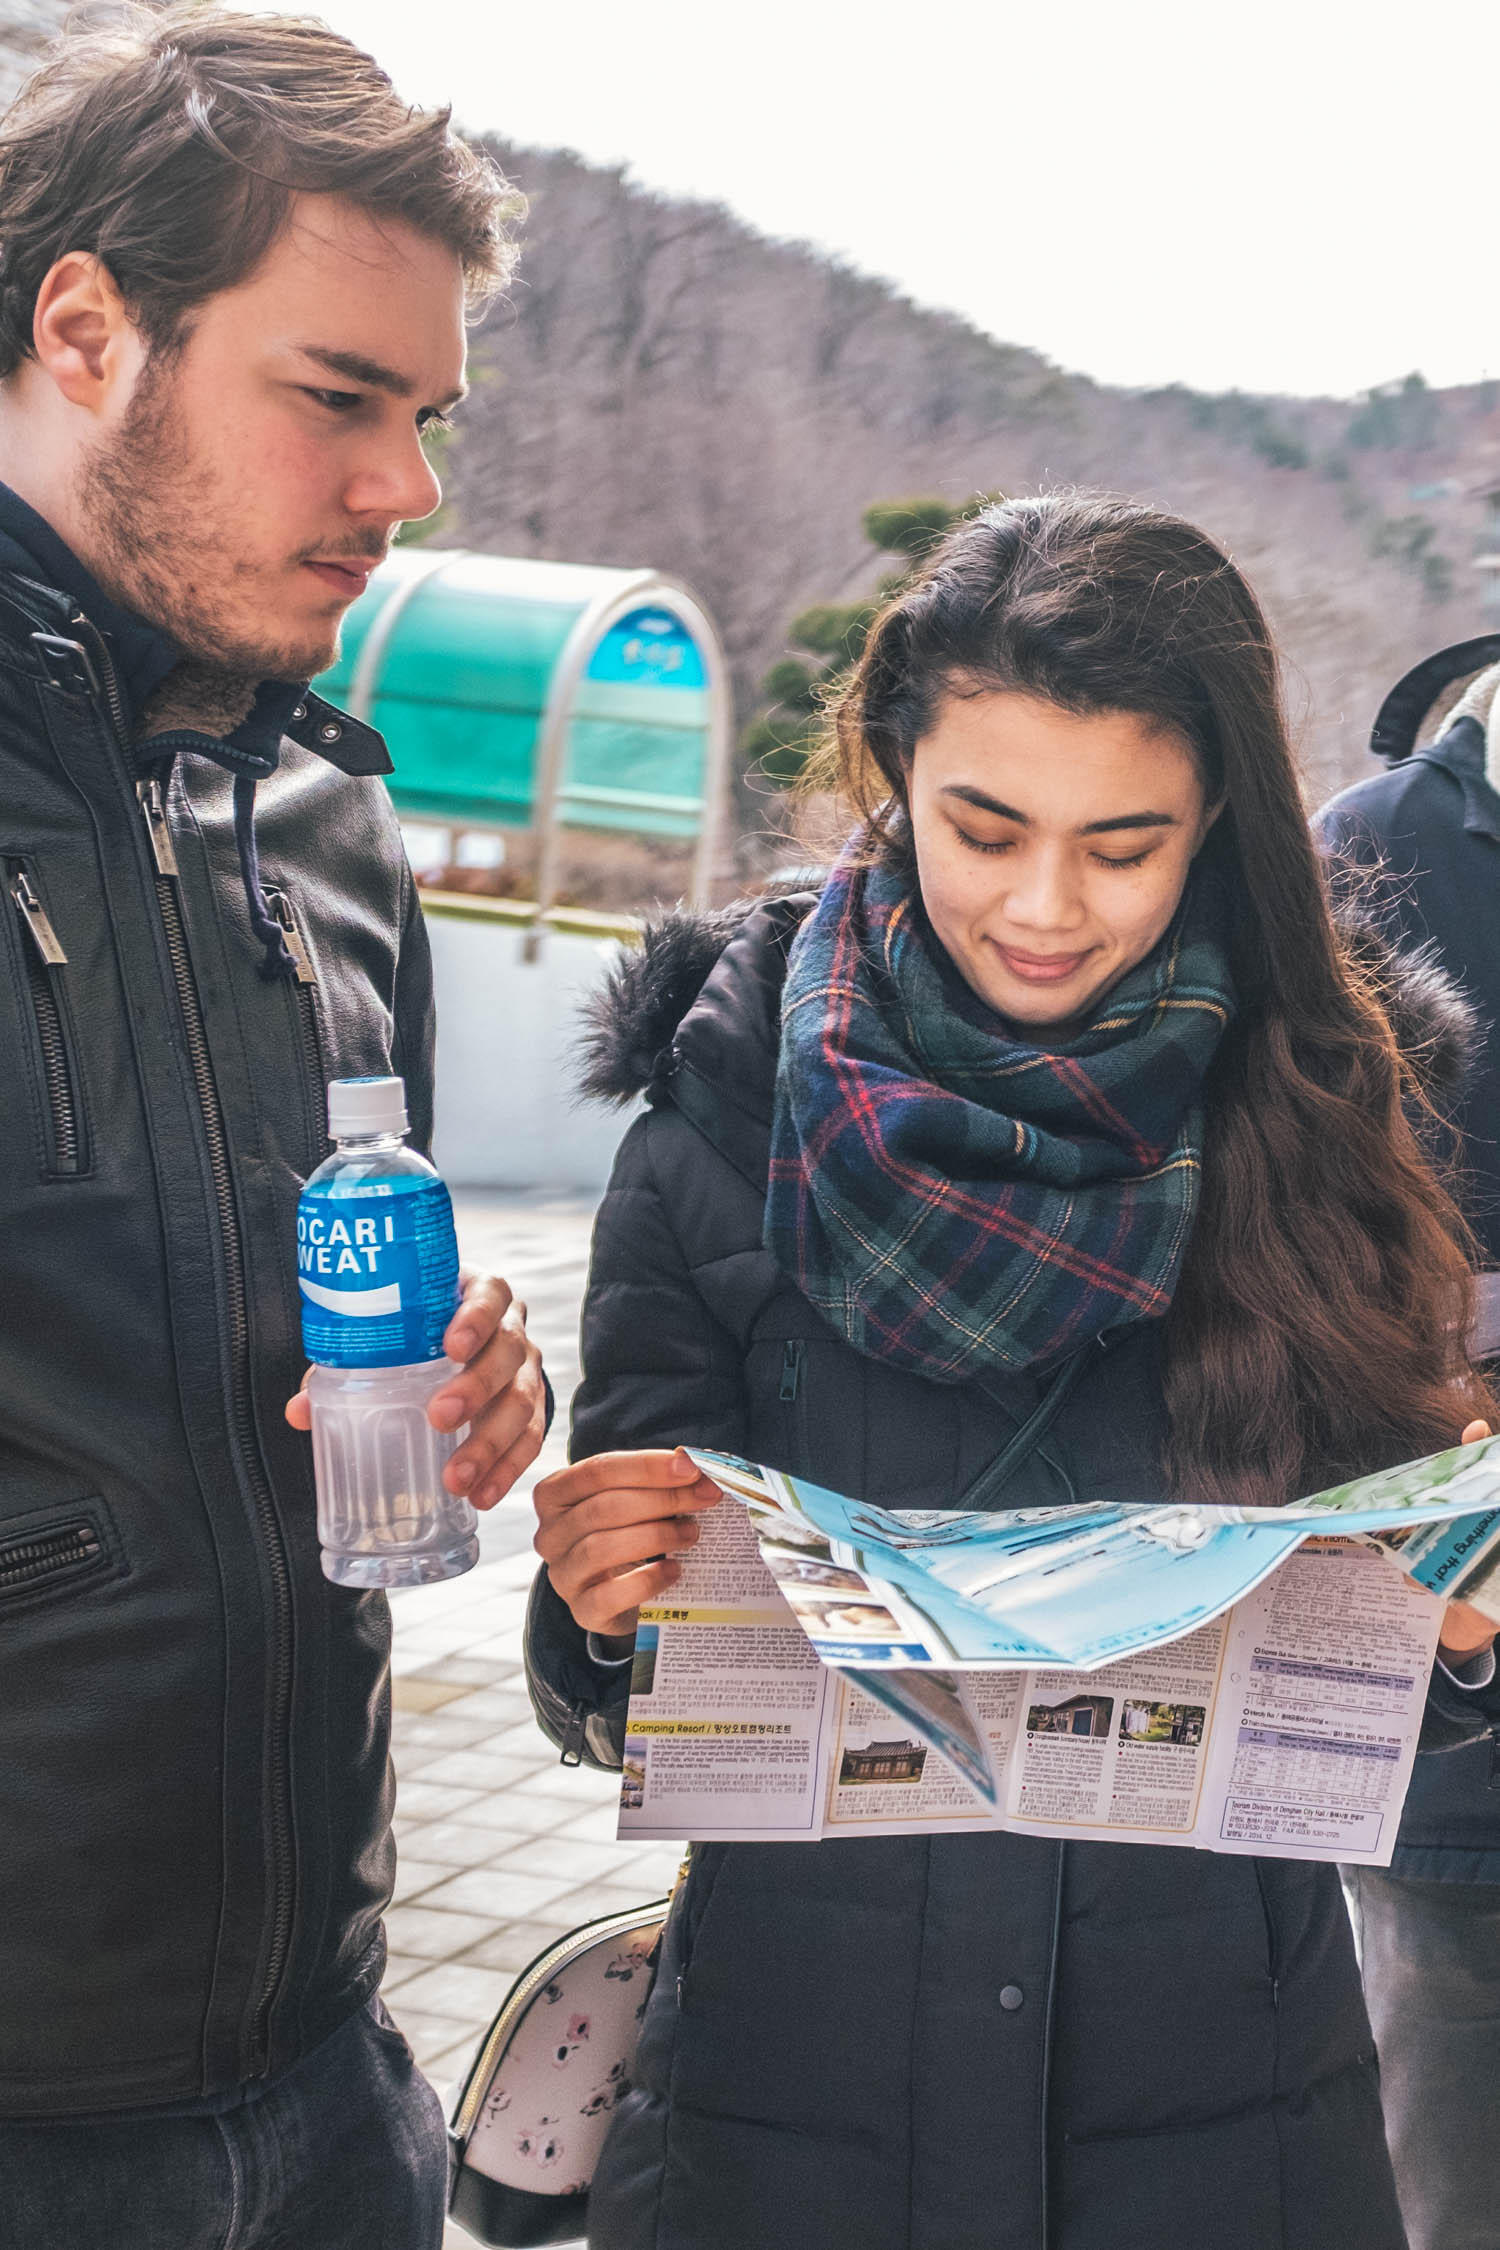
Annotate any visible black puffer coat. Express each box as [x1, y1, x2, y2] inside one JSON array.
[[526, 897, 1498, 2250]]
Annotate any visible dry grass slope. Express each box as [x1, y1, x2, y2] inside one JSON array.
[[451, 138, 1500, 842]]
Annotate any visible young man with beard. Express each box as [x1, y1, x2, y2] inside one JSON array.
[[0, 13, 544, 2245]]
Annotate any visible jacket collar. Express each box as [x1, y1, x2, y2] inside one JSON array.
[[1408, 714, 1500, 844], [0, 481, 180, 719], [0, 482, 390, 777]]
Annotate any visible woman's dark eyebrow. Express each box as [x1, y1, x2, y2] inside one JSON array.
[[940, 783, 1177, 834]]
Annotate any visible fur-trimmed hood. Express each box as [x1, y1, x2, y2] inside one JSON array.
[[1337, 900, 1479, 1105], [576, 885, 1478, 1113], [577, 898, 783, 1107]]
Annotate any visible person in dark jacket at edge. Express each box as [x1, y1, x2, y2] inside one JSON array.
[[0, 14, 549, 2249], [524, 496, 1500, 2250], [1317, 650, 1500, 2250]]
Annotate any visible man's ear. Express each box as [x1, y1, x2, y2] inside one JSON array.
[[31, 252, 143, 413]]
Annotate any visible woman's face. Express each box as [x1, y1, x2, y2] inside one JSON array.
[[908, 689, 1217, 1029]]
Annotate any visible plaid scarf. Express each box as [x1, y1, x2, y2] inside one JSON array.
[[764, 852, 1236, 1383]]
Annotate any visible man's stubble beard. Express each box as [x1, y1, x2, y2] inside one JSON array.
[[74, 352, 340, 684]]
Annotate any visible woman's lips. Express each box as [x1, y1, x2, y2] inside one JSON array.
[[991, 943, 1093, 984]]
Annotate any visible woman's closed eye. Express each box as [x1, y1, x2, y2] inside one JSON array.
[[953, 826, 1155, 871]]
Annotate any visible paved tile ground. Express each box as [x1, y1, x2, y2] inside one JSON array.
[[381, 1191, 681, 2247]]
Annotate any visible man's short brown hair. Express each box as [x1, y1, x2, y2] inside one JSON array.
[[0, 4, 523, 378]]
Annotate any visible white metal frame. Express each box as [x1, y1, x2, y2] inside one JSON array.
[[340, 548, 735, 958], [344, 546, 459, 723], [525, 571, 733, 953]]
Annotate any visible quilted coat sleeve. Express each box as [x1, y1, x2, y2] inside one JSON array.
[[524, 1106, 754, 1771]]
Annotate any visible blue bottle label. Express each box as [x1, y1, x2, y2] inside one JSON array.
[[298, 1173, 459, 1367]]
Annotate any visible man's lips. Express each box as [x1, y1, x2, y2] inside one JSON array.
[[302, 558, 378, 595], [989, 942, 1094, 984]]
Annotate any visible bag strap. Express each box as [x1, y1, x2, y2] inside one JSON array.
[[957, 1338, 1104, 1511]]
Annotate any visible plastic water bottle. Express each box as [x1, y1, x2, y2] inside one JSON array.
[[298, 1075, 479, 1587]]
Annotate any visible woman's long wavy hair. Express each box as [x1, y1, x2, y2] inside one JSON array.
[[817, 492, 1493, 1506]]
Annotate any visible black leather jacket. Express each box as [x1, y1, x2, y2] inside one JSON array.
[[0, 563, 434, 2115]]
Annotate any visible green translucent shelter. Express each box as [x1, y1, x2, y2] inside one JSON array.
[[316, 546, 730, 907]]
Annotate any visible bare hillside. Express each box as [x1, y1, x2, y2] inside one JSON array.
[[453, 139, 1500, 829], [0, 0, 68, 108]]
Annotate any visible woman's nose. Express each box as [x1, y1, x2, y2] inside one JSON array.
[[1002, 849, 1085, 931]]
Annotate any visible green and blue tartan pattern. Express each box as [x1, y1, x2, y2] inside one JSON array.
[[764, 854, 1236, 1383]]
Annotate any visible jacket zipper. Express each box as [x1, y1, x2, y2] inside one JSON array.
[[7, 863, 83, 1174], [0, 1520, 101, 1595], [779, 1337, 811, 1479], [1251, 1861, 1283, 2008], [1037, 1842, 1066, 2250], [117, 701, 297, 2071], [265, 889, 327, 1160]]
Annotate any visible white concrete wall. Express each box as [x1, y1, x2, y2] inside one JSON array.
[[426, 904, 641, 1191]]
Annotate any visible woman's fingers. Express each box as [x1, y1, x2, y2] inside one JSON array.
[[567, 1558, 688, 1641], [534, 1472, 720, 1555], [533, 1448, 724, 1636], [1427, 1426, 1498, 1656], [1437, 1597, 1498, 1660], [534, 1450, 721, 1548], [537, 1447, 702, 1511], [542, 1506, 707, 1587]]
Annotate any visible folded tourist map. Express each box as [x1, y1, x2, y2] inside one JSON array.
[[614, 1437, 1500, 1866]]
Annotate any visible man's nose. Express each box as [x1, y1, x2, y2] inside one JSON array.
[[343, 432, 442, 529]]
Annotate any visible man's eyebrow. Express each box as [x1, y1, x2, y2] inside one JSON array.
[[940, 783, 1178, 834], [294, 343, 467, 409]]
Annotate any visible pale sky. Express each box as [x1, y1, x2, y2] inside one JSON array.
[[305, 0, 1497, 401]]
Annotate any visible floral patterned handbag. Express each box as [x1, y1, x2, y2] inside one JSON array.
[[446, 1892, 673, 2247]]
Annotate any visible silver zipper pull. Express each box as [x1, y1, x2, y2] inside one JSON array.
[[9, 870, 67, 965], [136, 776, 180, 878], [270, 893, 318, 987]]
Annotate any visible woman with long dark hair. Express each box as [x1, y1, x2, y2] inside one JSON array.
[[524, 496, 1500, 2250]]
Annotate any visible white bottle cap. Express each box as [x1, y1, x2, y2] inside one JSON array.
[[327, 1075, 408, 1139]]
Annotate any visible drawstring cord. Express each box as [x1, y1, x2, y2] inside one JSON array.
[[231, 773, 298, 981], [137, 682, 307, 982]]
